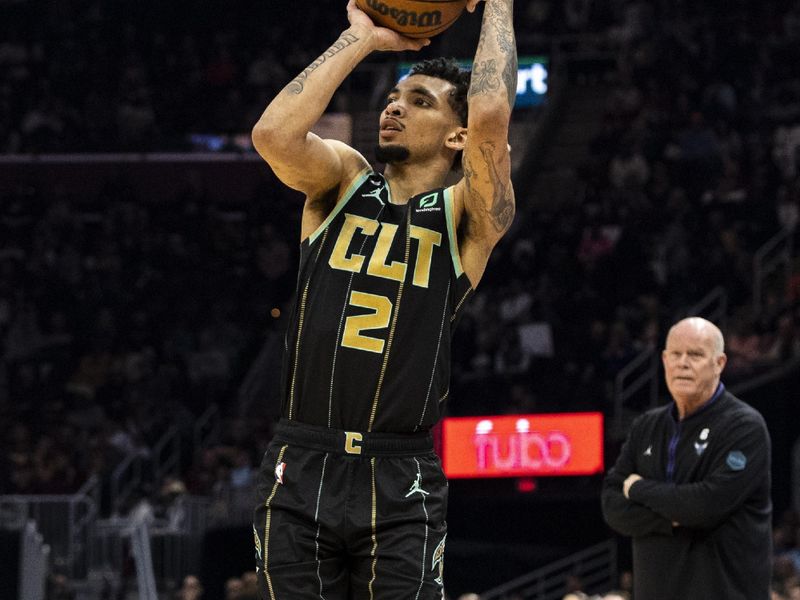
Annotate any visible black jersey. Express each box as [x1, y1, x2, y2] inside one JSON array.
[[281, 169, 472, 433]]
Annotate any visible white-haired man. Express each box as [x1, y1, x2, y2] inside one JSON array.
[[602, 317, 772, 600]]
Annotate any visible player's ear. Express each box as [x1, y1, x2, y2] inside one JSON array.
[[445, 127, 467, 152]]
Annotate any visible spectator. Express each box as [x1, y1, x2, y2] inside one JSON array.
[[176, 574, 204, 600]]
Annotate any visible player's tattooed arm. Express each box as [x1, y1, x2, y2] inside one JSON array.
[[287, 33, 360, 95], [252, 2, 428, 216], [469, 0, 517, 108], [470, 59, 502, 96], [460, 0, 516, 238], [463, 142, 515, 235], [454, 0, 516, 287]]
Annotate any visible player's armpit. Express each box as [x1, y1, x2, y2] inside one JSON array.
[[298, 143, 372, 241], [252, 128, 350, 199]]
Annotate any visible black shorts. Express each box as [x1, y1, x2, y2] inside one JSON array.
[[253, 419, 448, 600]]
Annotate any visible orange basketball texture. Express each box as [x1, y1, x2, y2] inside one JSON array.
[[355, 0, 467, 38]]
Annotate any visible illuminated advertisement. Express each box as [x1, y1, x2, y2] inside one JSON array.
[[442, 413, 604, 478], [398, 56, 549, 107]]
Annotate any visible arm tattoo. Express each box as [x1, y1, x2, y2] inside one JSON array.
[[287, 32, 359, 95], [471, 0, 517, 107], [469, 59, 502, 97], [502, 52, 518, 107], [480, 142, 514, 232], [464, 142, 515, 234], [486, 0, 515, 54], [492, 0, 517, 106]]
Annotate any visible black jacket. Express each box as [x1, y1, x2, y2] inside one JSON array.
[[601, 385, 772, 600]]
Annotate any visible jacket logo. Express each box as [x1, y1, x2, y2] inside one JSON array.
[[695, 427, 710, 455], [726, 450, 747, 471], [643, 445, 652, 456]]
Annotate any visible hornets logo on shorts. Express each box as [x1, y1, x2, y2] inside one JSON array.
[[432, 534, 446, 586], [253, 524, 262, 561]]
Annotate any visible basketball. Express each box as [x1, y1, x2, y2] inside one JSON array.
[[355, 0, 467, 38]]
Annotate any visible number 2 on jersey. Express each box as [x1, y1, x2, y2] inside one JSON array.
[[342, 291, 392, 353]]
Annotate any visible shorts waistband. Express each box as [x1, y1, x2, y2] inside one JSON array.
[[273, 419, 433, 457]]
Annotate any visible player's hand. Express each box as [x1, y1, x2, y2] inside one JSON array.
[[466, 0, 485, 13], [623, 473, 642, 499], [346, 0, 430, 51]]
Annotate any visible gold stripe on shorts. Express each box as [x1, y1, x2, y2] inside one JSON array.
[[263, 444, 288, 600], [368, 457, 378, 599]]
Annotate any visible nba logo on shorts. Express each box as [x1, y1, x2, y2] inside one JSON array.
[[275, 461, 286, 484]]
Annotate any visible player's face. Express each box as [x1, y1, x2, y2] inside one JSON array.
[[662, 323, 726, 408], [378, 74, 462, 163]]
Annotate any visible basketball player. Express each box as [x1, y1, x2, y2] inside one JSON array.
[[601, 318, 772, 600], [250, 0, 516, 598]]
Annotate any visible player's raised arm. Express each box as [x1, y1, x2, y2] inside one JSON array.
[[251, 1, 428, 199], [453, 0, 516, 287]]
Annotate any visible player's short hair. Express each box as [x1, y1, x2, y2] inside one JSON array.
[[408, 57, 470, 126]]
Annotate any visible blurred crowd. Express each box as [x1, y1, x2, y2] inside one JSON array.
[[1, 0, 798, 512], [451, 0, 800, 415], [1, 0, 800, 597], [0, 170, 296, 508], [0, 0, 301, 152]]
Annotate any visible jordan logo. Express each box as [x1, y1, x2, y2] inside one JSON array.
[[405, 473, 430, 498], [644, 446, 652, 456], [363, 185, 385, 201]]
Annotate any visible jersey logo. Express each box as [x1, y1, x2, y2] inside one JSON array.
[[432, 535, 446, 586], [405, 472, 430, 498], [643, 445, 652, 456], [416, 192, 441, 212], [363, 186, 384, 202], [274, 461, 286, 484], [328, 213, 442, 289], [726, 450, 747, 471]]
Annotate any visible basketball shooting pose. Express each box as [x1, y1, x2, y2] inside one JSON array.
[[251, 0, 516, 597]]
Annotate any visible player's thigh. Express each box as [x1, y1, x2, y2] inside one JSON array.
[[253, 444, 349, 599], [350, 453, 448, 599], [255, 554, 348, 600]]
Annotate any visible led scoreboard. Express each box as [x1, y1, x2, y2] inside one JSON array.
[[441, 413, 604, 479]]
